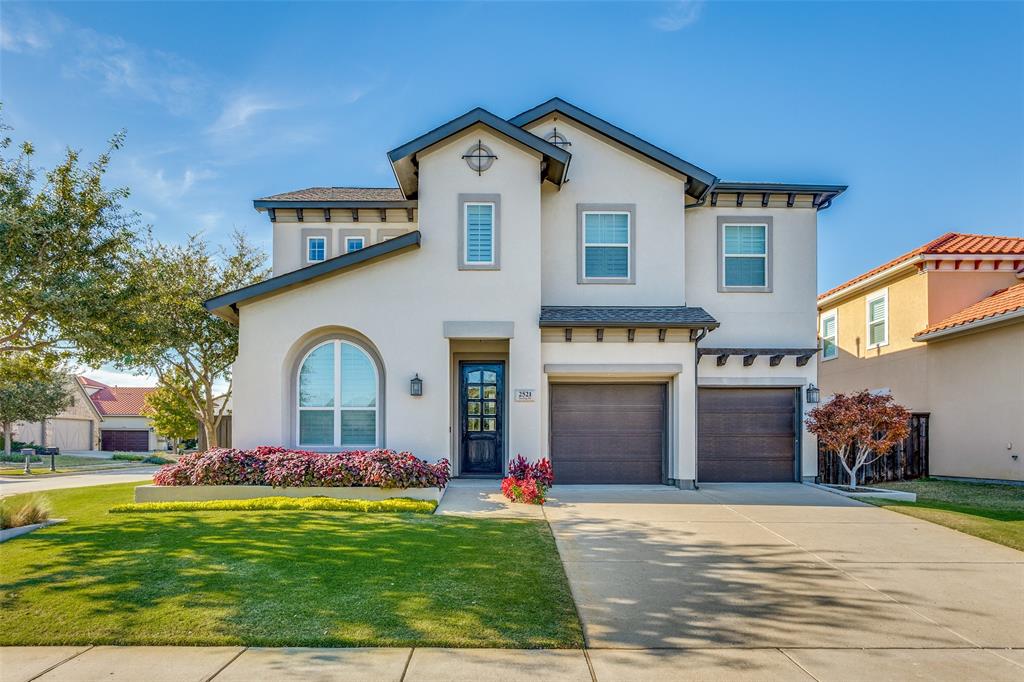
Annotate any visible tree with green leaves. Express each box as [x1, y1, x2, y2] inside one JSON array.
[[0, 354, 74, 456], [0, 121, 143, 364], [143, 376, 200, 454], [124, 230, 266, 450]]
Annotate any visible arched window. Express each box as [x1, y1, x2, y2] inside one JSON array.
[[297, 340, 379, 448]]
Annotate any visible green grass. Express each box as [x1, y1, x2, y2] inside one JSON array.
[[111, 496, 437, 514], [0, 482, 582, 648], [868, 478, 1024, 551]]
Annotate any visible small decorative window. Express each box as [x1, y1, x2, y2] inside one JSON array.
[[722, 224, 768, 288], [307, 236, 326, 262], [545, 128, 571, 149], [297, 340, 379, 448], [462, 140, 496, 174], [583, 212, 630, 279], [866, 290, 889, 349], [464, 202, 495, 264], [346, 237, 365, 253], [821, 311, 838, 360]]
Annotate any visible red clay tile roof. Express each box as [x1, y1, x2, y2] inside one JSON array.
[[87, 385, 157, 416], [258, 187, 405, 202], [78, 376, 110, 389], [820, 232, 1024, 301], [916, 282, 1024, 338]]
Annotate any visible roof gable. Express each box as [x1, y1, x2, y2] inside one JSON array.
[[387, 108, 571, 199], [508, 97, 717, 200], [915, 281, 1024, 340]]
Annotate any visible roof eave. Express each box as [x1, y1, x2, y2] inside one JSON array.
[[539, 320, 720, 329], [710, 182, 848, 211], [508, 97, 718, 199], [818, 256, 923, 308], [913, 307, 1024, 342], [205, 230, 422, 324], [387, 107, 571, 199], [253, 199, 417, 210]]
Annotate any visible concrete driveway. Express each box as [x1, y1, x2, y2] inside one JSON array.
[[544, 482, 1023, 677]]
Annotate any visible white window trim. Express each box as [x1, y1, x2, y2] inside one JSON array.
[[296, 340, 380, 449], [721, 222, 769, 289], [820, 310, 838, 361], [865, 288, 889, 350], [463, 201, 496, 266], [306, 236, 327, 263], [345, 236, 365, 253], [582, 210, 632, 280]]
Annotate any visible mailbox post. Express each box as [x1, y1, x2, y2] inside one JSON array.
[[43, 447, 59, 472], [22, 448, 35, 474]]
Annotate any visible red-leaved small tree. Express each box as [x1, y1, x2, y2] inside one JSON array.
[[806, 390, 911, 489]]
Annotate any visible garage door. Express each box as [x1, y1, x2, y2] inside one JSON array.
[[698, 388, 797, 482], [550, 384, 665, 484], [101, 430, 149, 452], [51, 419, 93, 451]]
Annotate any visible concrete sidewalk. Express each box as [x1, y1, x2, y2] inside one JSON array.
[[0, 467, 157, 497], [3, 645, 1023, 681]]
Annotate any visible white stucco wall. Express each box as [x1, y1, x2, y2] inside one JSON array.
[[526, 117, 689, 306], [685, 207, 819, 348], [233, 126, 544, 464]]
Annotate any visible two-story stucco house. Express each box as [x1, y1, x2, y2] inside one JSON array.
[[206, 98, 846, 487], [817, 232, 1024, 482]]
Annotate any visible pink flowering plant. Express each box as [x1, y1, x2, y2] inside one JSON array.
[[152, 447, 451, 489], [501, 455, 554, 505]]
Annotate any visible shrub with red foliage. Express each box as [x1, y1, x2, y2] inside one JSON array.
[[501, 455, 554, 504], [152, 448, 451, 489]]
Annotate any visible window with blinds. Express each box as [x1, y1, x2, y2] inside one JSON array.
[[821, 312, 838, 359], [464, 203, 494, 264], [723, 224, 768, 287], [583, 211, 630, 279], [866, 291, 888, 348]]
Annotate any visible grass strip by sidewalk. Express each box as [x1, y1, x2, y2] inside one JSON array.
[[868, 478, 1024, 551], [0, 482, 582, 648], [110, 496, 437, 514]]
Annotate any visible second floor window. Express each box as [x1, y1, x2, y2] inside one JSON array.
[[722, 224, 768, 288], [346, 237, 365, 253], [821, 311, 838, 360], [866, 290, 889, 349], [465, 202, 495, 264], [307, 236, 326, 262], [583, 211, 630, 279]]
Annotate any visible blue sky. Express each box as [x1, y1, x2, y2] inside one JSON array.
[[3, 2, 1022, 302]]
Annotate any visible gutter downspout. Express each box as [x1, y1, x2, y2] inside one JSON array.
[[684, 180, 717, 210], [688, 326, 710, 490]]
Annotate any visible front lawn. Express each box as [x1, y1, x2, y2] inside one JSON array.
[[0, 482, 582, 648], [869, 478, 1024, 551], [0, 454, 156, 476]]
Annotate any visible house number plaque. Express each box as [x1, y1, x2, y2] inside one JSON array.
[[514, 389, 536, 402]]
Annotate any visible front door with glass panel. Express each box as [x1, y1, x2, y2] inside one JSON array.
[[459, 362, 504, 475]]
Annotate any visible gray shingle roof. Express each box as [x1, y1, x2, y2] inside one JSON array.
[[539, 306, 719, 328], [258, 187, 406, 202]]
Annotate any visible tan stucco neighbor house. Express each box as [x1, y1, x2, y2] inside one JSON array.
[[13, 376, 103, 451], [817, 232, 1024, 483], [207, 98, 847, 487]]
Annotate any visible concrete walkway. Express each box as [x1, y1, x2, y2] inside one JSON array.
[[3, 644, 1023, 681], [0, 467, 157, 497]]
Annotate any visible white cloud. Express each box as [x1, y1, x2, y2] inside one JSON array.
[[129, 160, 217, 205], [207, 94, 290, 134], [652, 0, 704, 32], [77, 365, 158, 388], [0, 10, 61, 53]]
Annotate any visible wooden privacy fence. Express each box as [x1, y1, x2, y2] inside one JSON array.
[[817, 413, 929, 485], [197, 416, 232, 451]]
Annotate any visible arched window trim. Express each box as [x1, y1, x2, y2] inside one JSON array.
[[296, 339, 381, 449]]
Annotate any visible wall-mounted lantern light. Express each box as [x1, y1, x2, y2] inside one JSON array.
[[410, 374, 423, 397], [806, 383, 820, 404]]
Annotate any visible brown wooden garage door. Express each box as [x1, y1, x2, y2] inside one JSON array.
[[698, 388, 797, 482], [101, 430, 149, 452], [550, 384, 665, 484]]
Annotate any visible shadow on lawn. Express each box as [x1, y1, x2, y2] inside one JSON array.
[[0, 511, 580, 648]]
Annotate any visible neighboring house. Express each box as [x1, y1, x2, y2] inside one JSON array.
[[817, 232, 1024, 482], [13, 376, 103, 451], [207, 98, 846, 486], [80, 378, 166, 452]]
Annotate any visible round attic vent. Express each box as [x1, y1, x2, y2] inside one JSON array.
[[545, 128, 571, 149], [463, 141, 496, 174]]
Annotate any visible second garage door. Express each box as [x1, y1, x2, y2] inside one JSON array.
[[550, 384, 666, 484], [698, 387, 797, 482], [51, 419, 93, 451], [101, 430, 150, 452]]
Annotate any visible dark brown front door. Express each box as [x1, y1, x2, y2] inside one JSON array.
[[550, 384, 666, 484], [101, 429, 150, 452], [459, 362, 504, 476], [698, 388, 798, 482]]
